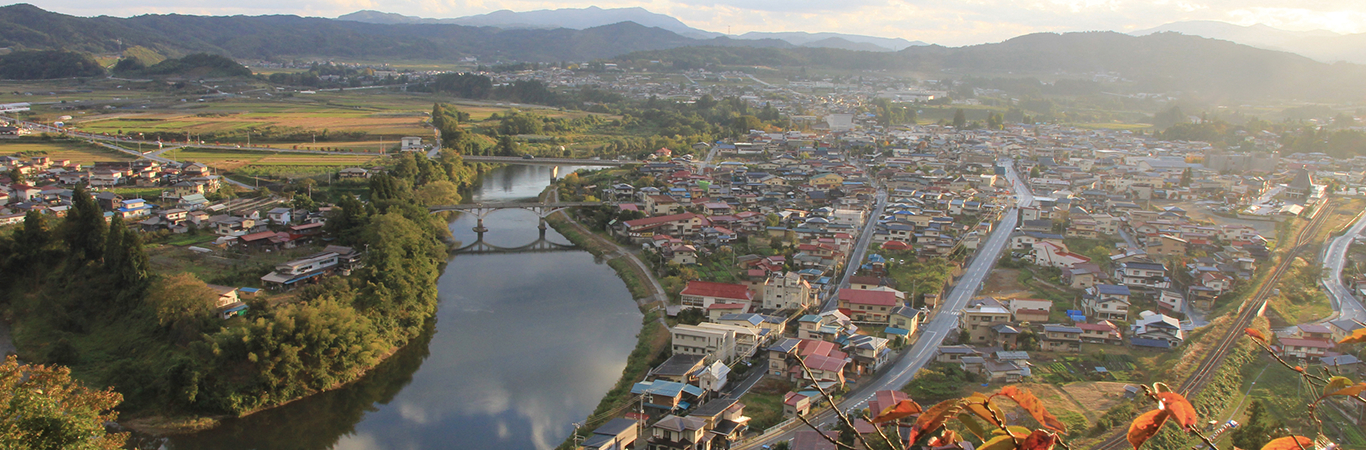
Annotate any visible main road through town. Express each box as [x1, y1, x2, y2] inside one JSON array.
[[1322, 209, 1366, 323], [737, 160, 1033, 449]]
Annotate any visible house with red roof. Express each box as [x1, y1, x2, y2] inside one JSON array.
[[680, 280, 754, 311], [1278, 338, 1332, 359], [1076, 321, 1123, 344], [837, 288, 899, 324], [616, 212, 705, 242], [1031, 240, 1091, 269]]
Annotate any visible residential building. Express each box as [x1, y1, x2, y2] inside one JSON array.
[[960, 298, 1013, 344], [1083, 284, 1131, 321], [837, 288, 899, 324], [763, 271, 815, 311], [1040, 324, 1082, 353], [680, 281, 754, 311]]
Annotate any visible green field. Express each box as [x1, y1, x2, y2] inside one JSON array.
[[0, 140, 136, 164], [162, 147, 381, 171]]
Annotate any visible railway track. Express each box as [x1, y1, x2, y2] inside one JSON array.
[[1090, 200, 1335, 450]]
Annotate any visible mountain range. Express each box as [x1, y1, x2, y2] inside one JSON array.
[[1132, 20, 1366, 64], [0, 4, 1361, 101], [337, 6, 920, 51], [615, 31, 1366, 101]]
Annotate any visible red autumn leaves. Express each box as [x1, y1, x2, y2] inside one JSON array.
[[868, 386, 1064, 450]]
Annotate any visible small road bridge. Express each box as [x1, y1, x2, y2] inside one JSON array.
[[453, 236, 577, 255], [429, 201, 608, 232]]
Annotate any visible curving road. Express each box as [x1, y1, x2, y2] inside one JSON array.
[[736, 159, 1032, 449], [1322, 210, 1366, 323]]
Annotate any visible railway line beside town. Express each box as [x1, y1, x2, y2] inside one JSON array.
[[1089, 199, 1335, 450]]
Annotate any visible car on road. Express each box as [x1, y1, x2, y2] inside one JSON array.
[[521, 154, 534, 159]]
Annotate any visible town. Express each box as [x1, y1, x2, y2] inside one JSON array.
[[2, 5, 1366, 449], [5, 103, 1364, 449]]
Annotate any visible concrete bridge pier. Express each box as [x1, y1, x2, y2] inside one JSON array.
[[472, 208, 490, 233]]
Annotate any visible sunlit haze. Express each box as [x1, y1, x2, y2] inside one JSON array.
[[19, 0, 1366, 46]]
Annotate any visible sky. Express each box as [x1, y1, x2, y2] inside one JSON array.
[[17, 0, 1366, 46]]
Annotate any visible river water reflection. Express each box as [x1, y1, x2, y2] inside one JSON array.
[[169, 164, 641, 450]]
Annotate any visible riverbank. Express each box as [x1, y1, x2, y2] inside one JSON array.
[[544, 208, 674, 449]]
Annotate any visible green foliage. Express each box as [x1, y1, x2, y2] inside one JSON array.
[[1230, 401, 1287, 450], [0, 50, 103, 79], [676, 307, 705, 325], [115, 53, 251, 78], [62, 185, 107, 263], [902, 363, 977, 405], [0, 356, 127, 450]]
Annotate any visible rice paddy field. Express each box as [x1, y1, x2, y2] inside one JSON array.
[[0, 140, 136, 165], [162, 147, 382, 171]]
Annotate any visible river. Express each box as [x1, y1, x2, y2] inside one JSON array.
[[168, 164, 642, 450]]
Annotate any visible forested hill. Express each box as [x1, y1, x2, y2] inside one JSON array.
[[0, 4, 790, 61], [617, 31, 1366, 101]]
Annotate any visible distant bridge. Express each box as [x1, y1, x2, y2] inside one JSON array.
[[459, 156, 639, 166], [429, 201, 608, 232], [453, 236, 577, 255]]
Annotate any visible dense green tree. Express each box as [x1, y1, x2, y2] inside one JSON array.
[[732, 115, 763, 135], [0, 356, 127, 449], [102, 215, 126, 268], [952, 109, 967, 128], [144, 273, 216, 343], [0, 50, 104, 79], [14, 210, 50, 267], [63, 185, 106, 263], [1231, 401, 1287, 450], [496, 134, 517, 156]]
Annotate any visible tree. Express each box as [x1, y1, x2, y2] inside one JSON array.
[[414, 180, 461, 207], [0, 355, 127, 450], [1180, 167, 1192, 187], [1029, 165, 1041, 178], [63, 185, 106, 262], [732, 115, 763, 135], [952, 109, 967, 128], [14, 210, 49, 267], [144, 273, 217, 342], [1230, 400, 1286, 450], [7, 167, 24, 184], [765, 213, 782, 228], [496, 134, 517, 157]]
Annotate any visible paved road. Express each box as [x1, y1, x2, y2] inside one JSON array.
[[1118, 228, 1140, 250], [1322, 210, 1366, 323], [821, 190, 890, 312], [736, 159, 1032, 449]]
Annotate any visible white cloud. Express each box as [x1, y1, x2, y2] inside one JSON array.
[[19, 0, 1366, 45]]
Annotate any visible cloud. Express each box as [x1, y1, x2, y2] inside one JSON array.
[[19, 0, 1366, 46]]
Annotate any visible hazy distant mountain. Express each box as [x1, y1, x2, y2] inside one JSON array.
[[735, 31, 926, 51], [618, 31, 1366, 101], [1132, 20, 1366, 64], [3, 4, 1362, 101], [339, 6, 723, 39], [0, 4, 786, 62], [797, 37, 896, 52]]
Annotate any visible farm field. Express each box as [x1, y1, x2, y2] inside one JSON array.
[[165, 147, 381, 171], [0, 140, 136, 164]]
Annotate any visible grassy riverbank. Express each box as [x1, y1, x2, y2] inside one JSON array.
[[544, 211, 673, 449]]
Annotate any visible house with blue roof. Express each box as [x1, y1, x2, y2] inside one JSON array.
[[631, 379, 705, 412], [116, 198, 153, 219]]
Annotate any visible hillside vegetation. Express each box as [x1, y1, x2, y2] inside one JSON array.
[[0, 49, 104, 79]]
